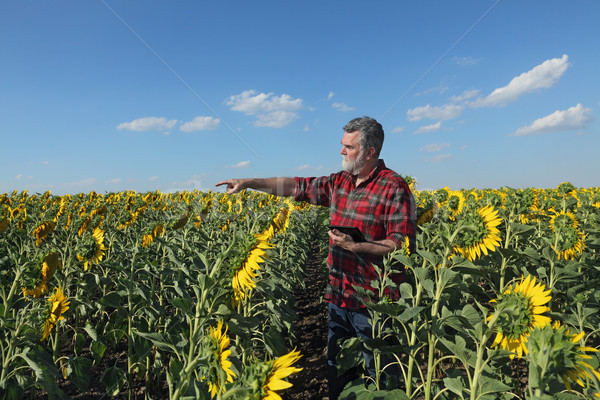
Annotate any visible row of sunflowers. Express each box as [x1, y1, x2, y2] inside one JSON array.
[[1, 181, 599, 399], [1, 189, 325, 399]]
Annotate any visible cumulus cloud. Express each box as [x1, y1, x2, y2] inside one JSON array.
[[180, 116, 220, 132], [117, 117, 177, 131], [407, 104, 465, 122], [327, 91, 335, 100], [510, 103, 593, 136], [420, 142, 450, 152], [332, 102, 355, 112], [450, 89, 479, 103], [471, 55, 569, 108], [414, 121, 442, 134], [166, 174, 208, 192], [15, 174, 23, 180], [106, 178, 122, 184], [390, 126, 405, 134], [226, 90, 303, 128]]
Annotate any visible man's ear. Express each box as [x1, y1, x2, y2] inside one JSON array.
[[366, 147, 376, 160]]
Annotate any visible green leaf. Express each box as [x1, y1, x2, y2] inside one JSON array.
[[263, 328, 287, 356], [478, 374, 512, 396], [67, 357, 93, 392], [90, 340, 107, 365], [100, 366, 126, 397], [443, 376, 465, 397], [397, 306, 426, 322], [417, 249, 439, 268], [99, 292, 122, 308], [83, 322, 99, 341]]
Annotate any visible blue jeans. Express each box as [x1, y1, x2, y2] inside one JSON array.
[[327, 303, 376, 399]]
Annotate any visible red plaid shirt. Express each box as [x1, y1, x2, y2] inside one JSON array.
[[294, 160, 416, 309]]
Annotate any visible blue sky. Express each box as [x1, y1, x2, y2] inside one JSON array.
[[2, 1, 599, 195]]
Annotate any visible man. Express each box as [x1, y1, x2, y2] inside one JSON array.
[[216, 116, 416, 399]]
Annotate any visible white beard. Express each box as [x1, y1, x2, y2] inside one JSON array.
[[342, 153, 366, 175]]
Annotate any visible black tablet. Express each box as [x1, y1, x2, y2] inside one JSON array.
[[329, 225, 367, 242]]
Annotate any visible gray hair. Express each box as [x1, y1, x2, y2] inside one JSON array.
[[343, 116, 384, 157]]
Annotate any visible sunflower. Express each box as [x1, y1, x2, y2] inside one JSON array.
[[232, 236, 273, 302], [550, 211, 586, 260], [261, 349, 303, 400], [490, 275, 552, 359], [454, 205, 502, 261], [33, 221, 56, 246], [0, 217, 8, 234], [205, 320, 236, 398], [446, 190, 465, 220], [171, 212, 189, 230], [141, 223, 165, 247], [41, 287, 70, 341], [549, 322, 600, 393], [77, 227, 108, 271]]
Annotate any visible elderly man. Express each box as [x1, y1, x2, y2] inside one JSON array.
[[216, 116, 416, 399]]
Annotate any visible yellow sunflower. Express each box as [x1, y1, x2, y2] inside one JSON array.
[[551, 321, 600, 393], [454, 205, 502, 261], [33, 221, 56, 246], [490, 275, 552, 359], [0, 217, 8, 234], [232, 236, 273, 302], [141, 223, 165, 247], [77, 227, 108, 271], [261, 348, 303, 400], [205, 320, 236, 398], [171, 212, 189, 230], [549, 211, 586, 260], [41, 287, 70, 341]]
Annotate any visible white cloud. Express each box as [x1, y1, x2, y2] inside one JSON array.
[[414, 121, 442, 134], [420, 142, 450, 152], [294, 164, 311, 170], [429, 154, 452, 162], [450, 89, 479, 103], [15, 174, 23, 180], [471, 55, 569, 108], [327, 91, 335, 100], [452, 56, 482, 66], [149, 176, 159, 181], [332, 102, 355, 112], [226, 90, 303, 128], [180, 116, 220, 132], [510, 103, 593, 136], [106, 178, 122, 184], [117, 117, 177, 131], [407, 104, 464, 122], [390, 126, 405, 134], [166, 174, 208, 192], [226, 160, 251, 168]]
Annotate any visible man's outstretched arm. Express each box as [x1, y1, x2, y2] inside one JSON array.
[[215, 177, 296, 197]]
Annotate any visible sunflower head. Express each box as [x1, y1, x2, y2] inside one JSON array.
[[241, 349, 303, 400], [203, 320, 236, 398], [33, 221, 56, 246], [454, 205, 502, 261], [527, 322, 600, 395], [41, 287, 70, 341], [490, 275, 552, 359]]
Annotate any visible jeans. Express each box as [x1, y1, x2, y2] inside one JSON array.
[[327, 303, 377, 399]]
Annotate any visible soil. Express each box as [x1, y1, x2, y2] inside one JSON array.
[[284, 242, 329, 400]]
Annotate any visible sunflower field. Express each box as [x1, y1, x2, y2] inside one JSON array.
[[1, 182, 600, 400]]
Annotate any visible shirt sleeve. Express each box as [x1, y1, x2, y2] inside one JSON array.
[[384, 183, 417, 251], [293, 175, 333, 207]]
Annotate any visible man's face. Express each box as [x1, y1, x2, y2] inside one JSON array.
[[340, 131, 365, 174]]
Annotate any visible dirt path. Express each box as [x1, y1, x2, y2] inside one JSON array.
[[285, 241, 329, 400]]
